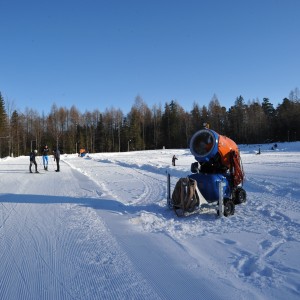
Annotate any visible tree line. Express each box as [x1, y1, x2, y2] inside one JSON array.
[[0, 89, 299, 157]]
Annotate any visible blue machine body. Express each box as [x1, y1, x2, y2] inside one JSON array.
[[189, 173, 231, 203]]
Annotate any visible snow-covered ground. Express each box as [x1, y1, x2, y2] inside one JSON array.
[[1, 142, 300, 299]]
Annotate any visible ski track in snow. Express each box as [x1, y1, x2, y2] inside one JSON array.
[[0, 144, 300, 299], [64, 149, 300, 298], [0, 159, 162, 300]]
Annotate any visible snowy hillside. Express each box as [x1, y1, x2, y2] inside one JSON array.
[[0, 142, 299, 299]]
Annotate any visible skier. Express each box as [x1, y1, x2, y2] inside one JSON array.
[[29, 150, 39, 173], [42, 145, 49, 170], [172, 155, 178, 166], [53, 148, 60, 172], [257, 146, 261, 155]]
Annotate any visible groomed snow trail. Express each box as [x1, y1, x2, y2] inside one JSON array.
[[1, 145, 300, 300], [0, 158, 162, 299], [0, 156, 247, 300]]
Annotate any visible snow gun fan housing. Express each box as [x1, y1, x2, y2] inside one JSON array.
[[189, 128, 246, 209]]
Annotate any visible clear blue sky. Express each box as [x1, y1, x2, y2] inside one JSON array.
[[1, 0, 299, 115]]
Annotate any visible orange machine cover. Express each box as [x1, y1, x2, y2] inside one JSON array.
[[218, 134, 239, 168]]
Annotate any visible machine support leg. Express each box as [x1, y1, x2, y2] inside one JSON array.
[[218, 180, 224, 217], [167, 172, 171, 208]]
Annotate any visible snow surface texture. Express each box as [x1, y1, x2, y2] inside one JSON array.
[[1, 142, 300, 300]]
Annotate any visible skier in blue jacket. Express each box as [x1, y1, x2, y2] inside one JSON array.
[[42, 145, 49, 170]]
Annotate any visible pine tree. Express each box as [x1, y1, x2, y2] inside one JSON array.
[[0, 92, 8, 156], [10, 110, 20, 156], [262, 98, 275, 117], [0, 92, 7, 133]]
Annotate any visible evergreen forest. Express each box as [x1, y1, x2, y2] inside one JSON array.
[[0, 89, 299, 157]]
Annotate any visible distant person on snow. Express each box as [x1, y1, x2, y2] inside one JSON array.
[[53, 148, 61, 172], [42, 145, 49, 170], [172, 155, 178, 166], [257, 147, 261, 155], [29, 150, 39, 173]]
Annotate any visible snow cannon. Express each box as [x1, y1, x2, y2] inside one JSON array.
[[167, 127, 246, 217], [188, 128, 246, 216]]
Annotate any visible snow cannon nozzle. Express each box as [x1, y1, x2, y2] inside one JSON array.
[[189, 129, 218, 163]]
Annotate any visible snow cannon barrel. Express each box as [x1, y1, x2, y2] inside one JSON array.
[[190, 128, 240, 166], [190, 128, 244, 186]]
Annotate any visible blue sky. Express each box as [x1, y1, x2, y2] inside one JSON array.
[[1, 0, 299, 115]]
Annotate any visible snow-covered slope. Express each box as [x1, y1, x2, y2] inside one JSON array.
[[0, 142, 299, 299]]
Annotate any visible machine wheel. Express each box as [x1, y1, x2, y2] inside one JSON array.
[[234, 187, 247, 204], [223, 198, 235, 217]]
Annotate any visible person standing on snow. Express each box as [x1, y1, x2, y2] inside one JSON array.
[[53, 148, 60, 172], [42, 145, 49, 170], [29, 150, 39, 173], [172, 155, 178, 166]]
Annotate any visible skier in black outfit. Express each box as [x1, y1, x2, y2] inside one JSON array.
[[172, 155, 178, 166], [53, 148, 60, 172], [29, 150, 39, 173]]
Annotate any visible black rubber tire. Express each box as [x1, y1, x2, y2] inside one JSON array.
[[223, 198, 235, 217], [234, 187, 247, 204]]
